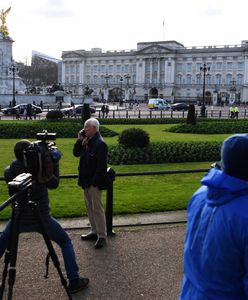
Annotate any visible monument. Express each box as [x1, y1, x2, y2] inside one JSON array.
[[0, 7, 26, 95]]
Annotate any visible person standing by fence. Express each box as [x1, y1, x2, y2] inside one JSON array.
[[73, 118, 108, 249], [234, 106, 239, 119]]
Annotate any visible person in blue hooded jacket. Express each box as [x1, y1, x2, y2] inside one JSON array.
[[180, 134, 248, 300]]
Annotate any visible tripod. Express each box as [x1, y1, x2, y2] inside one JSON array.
[[0, 178, 72, 300]]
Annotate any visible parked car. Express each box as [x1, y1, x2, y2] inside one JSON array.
[[2, 104, 43, 115], [147, 98, 170, 110], [170, 103, 189, 111], [61, 104, 96, 116]]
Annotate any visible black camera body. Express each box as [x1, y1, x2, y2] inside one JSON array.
[[24, 130, 61, 183]]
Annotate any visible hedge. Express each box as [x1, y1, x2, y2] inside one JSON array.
[[167, 120, 248, 134], [108, 141, 221, 165], [0, 121, 118, 138]]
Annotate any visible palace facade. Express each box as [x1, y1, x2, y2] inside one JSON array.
[[61, 40, 248, 104]]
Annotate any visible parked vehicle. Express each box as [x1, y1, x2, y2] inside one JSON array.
[[61, 104, 96, 116], [2, 104, 43, 115], [170, 103, 189, 111], [147, 98, 170, 110]]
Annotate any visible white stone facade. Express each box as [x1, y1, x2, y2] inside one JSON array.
[[0, 33, 26, 95], [61, 40, 248, 104]]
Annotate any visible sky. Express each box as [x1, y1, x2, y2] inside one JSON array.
[[1, 0, 248, 64]]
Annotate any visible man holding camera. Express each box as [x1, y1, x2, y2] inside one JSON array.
[[73, 118, 108, 249], [0, 140, 89, 294]]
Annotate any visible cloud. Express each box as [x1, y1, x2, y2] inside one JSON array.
[[30, 0, 75, 18], [202, 6, 222, 17]]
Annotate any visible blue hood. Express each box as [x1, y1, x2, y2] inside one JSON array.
[[201, 167, 248, 207]]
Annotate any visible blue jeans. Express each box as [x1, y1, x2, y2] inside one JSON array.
[[0, 216, 79, 281]]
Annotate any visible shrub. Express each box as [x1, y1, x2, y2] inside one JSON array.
[[118, 128, 150, 148], [167, 120, 248, 134], [108, 141, 221, 165], [46, 110, 64, 120], [0, 121, 118, 138]]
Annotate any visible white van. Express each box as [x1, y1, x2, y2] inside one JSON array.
[[147, 98, 170, 110]]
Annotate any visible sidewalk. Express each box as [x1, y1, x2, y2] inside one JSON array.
[[0, 224, 186, 300], [57, 210, 187, 230], [0, 210, 187, 231], [0, 211, 187, 299]]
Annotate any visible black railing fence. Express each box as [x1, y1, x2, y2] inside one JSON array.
[[0, 168, 210, 235]]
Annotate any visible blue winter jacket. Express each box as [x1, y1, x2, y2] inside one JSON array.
[[180, 167, 248, 300]]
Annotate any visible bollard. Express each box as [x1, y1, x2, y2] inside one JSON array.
[[138, 110, 141, 119], [105, 167, 116, 236], [219, 110, 222, 118]]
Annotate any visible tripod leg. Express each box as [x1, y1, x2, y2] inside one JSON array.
[[31, 203, 72, 300], [0, 219, 14, 300], [6, 204, 22, 300]]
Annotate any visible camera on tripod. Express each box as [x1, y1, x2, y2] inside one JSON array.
[[24, 130, 61, 183]]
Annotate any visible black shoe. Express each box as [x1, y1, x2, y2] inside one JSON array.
[[68, 277, 89, 294], [81, 233, 97, 241], [94, 237, 106, 249]]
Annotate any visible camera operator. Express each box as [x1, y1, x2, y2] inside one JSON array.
[[0, 139, 89, 294]]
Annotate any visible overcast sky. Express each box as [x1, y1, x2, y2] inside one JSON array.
[[1, 0, 248, 63]]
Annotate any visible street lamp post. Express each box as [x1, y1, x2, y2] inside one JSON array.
[[120, 77, 123, 106], [9, 62, 18, 107], [200, 63, 210, 117]]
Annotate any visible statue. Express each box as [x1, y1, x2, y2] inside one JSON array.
[[0, 7, 11, 38], [84, 85, 93, 96]]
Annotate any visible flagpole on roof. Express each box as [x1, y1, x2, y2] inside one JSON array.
[[162, 19, 165, 40]]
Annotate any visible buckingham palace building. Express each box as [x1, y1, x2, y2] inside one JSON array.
[[61, 40, 248, 104]]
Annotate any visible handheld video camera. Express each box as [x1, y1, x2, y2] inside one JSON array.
[[24, 130, 61, 183]]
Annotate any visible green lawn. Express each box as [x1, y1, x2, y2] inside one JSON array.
[[0, 124, 227, 220]]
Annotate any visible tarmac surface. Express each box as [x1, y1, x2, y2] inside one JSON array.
[[0, 211, 187, 300]]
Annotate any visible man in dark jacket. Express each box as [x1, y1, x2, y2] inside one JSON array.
[[180, 134, 248, 300], [0, 140, 89, 294], [73, 118, 108, 249]]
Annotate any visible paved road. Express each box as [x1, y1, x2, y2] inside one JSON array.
[[0, 224, 185, 300]]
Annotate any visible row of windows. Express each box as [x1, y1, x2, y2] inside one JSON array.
[[65, 64, 137, 74], [65, 61, 245, 75], [65, 74, 136, 85], [176, 74, 244, 85], [176, 62, 244, 72]]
